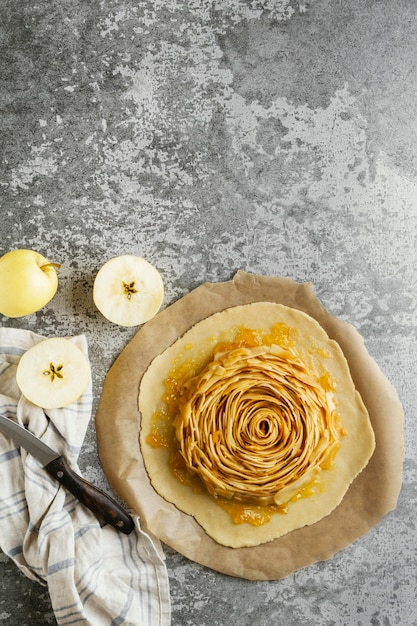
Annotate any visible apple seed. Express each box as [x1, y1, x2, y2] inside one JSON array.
[[43, 362, 64, 382], [122, 281, 138, 300]]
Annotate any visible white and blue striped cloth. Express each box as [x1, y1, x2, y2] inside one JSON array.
[[0, 327, 171, 626]]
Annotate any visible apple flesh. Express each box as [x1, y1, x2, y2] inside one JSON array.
[[93, 255, 164, 326], [16, 338, 90, 409], [0, 249, 60, 318]]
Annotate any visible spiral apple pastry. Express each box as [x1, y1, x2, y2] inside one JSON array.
[[139, 302, 375, 548], [176, 344, 342, 507]]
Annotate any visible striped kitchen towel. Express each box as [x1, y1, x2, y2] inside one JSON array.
[[0, 327, 171, 626]]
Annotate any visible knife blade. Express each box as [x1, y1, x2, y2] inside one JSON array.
[[0, 413, 134, 534]]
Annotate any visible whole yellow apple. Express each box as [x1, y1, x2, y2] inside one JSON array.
[[0, 249, 60, 318]]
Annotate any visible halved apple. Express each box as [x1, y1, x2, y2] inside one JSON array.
[[93, 255, 164, 327], [16, 338, 90, 409]]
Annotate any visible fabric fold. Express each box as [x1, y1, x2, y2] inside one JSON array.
[[0, 327, 171, 626]]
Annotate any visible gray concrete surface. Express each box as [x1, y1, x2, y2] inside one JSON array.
[[1, 1, 416, 624]]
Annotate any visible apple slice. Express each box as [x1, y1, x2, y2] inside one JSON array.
[[16, 338, 90, 409], [93, 255, 164, 327]]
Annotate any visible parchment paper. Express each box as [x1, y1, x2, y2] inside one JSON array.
[[95, 272, 404, 580]]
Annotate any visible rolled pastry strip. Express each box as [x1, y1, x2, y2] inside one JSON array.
[[176, 344, 343, 506]]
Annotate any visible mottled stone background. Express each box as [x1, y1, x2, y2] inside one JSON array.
[[1, 1, 416, 624]]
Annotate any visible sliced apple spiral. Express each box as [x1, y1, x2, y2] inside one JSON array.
[[176, 345, 344, 506]]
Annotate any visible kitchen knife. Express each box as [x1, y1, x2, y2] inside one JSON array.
[[0, 413, 134, 534]]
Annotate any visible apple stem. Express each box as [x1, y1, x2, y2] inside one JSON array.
[[40, 262, 62, 270]]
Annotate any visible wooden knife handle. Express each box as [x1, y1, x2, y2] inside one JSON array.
[[45, 455, 135, 534]]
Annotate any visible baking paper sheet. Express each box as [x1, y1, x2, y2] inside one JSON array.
[[95, 272, 403, 580]]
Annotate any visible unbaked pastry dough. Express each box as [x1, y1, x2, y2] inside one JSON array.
[[139, 302, 375, 548]]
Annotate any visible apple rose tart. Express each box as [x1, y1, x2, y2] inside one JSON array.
[[176, 344, 342, 507], [139, 302, 375, 548]]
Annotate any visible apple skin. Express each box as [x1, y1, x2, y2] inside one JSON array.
[[0, 249, 59, 318]]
